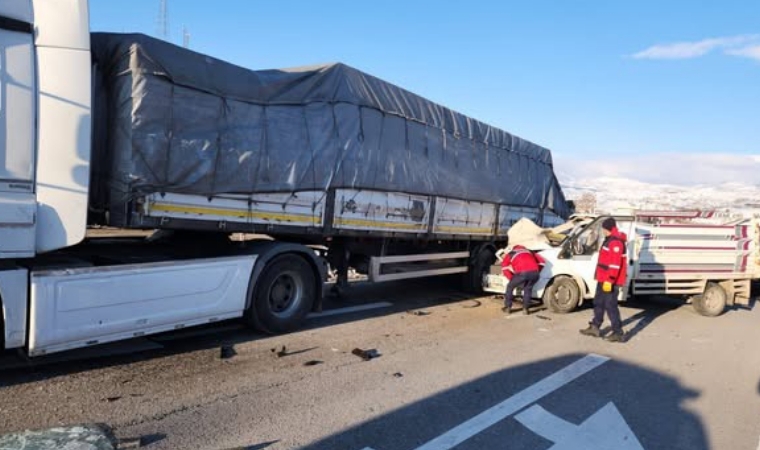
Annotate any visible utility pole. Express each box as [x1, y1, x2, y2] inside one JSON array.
[[157, 0, 168, 39]]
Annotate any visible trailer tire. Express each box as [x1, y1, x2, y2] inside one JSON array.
[[693, 282, 727, 317], [465, 247, 496, 294], [543, 276, 581, 314], [246, 254, 316, 334]]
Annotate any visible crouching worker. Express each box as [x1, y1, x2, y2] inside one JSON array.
[[501, 245, 546, 315]]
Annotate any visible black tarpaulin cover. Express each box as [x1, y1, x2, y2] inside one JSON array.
[[90, 33, 570, 222]]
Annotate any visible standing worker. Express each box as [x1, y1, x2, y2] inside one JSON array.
[[501, 245, 546, 315], [580, 217, 628, 342]]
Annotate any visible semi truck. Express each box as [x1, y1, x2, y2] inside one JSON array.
[[484, 212, 760, 316], [0, 1, 570, 357]]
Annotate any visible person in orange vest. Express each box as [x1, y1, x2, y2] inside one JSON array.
[[501, 245, 546, 315], [580, 217, 628, 342]]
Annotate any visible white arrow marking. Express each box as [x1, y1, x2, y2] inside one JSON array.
[[412, 354, 610, 450], [515, 403, 645, 449]]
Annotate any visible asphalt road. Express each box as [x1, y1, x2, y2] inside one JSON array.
[[1, 279, 758, 450]]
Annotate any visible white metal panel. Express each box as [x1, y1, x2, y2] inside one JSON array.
[[34, 46, 91, 252], [31, 0, 89, 50], [0, 29, 35, 190], [145, 191, 326, 227], [0, 192, 35, 257], [369, 251, 470, 283], [434, 197, 496, 236], [28, 255, 256, 356], [0, 191, 34, 224], [634, 222, 756, 276], [0, 268, 29, 349], [333, 189, 430, 233], [0, 0, 33, 23], [497, 206, 540, 236]]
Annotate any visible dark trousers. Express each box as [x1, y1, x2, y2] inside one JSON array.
[[592, 283, 623, 334], [504, 271, 540, 310]]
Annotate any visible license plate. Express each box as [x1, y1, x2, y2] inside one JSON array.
[[486, 275, 505, 288]]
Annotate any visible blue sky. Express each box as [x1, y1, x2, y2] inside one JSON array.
[[90, 1, 760, 185]]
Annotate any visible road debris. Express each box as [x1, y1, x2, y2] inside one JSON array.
[[271, 345, 288, 358], [351, 348, 381, 361], [104, 396, 122, 403], [462, 300, 482, 308], [393, 372, 404, 378], [303, 360, 324, 367], [116, 437, 143, 449], [536, 315, 552, 321], [406, 310, 431, 316], [220, 344, 237, 360]]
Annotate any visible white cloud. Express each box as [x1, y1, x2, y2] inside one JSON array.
[[632, 34, 760, 60], [555, 153, 760, 186], [726, 44, 760, 61]]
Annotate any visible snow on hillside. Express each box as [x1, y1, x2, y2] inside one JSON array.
[[559, 174, 760, 217]]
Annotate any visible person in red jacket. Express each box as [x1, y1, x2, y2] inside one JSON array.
[[501, 245, 546, 315], [580, 217, 628, 342]]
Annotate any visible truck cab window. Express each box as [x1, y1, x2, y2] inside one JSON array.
[[572, 222, 602, 256]]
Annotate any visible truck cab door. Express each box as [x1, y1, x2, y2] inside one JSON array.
[[617, 219, 638, 301], [559, 217, 637, 302], [0, 9, 37, 258], [558, 219, 604, 292]]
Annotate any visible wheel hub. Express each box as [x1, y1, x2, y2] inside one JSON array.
[[556, 286, 572, 305], [268, 272, 304, 316]]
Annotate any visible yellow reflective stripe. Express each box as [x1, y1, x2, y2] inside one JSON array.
[[148, 203, 321, 224], [334, 217, 427, 230], [436, 225, 493, 234]]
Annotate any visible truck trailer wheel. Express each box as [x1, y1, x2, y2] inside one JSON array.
[[465, 247, 496, 294], [246, 254, 316, 333], [543, 276, 581, 314], [693, 282, 727, 317]]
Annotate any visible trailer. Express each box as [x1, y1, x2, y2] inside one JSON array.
[[0, 1, 570, 357], [483, 213, 760, 316]]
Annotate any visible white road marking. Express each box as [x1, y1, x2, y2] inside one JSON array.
[[516, 403, 644, 449], [412, 353, 610, 450], [307, 302, 393, 319]]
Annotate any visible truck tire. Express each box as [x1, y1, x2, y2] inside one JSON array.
[[465, 248, 496, 294], [246, 254, 316, 334], [693, 282, 727, 317], [543, 276, 581, 314]]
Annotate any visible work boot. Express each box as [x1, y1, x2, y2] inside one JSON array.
[[502, 306, 512, 315], [579, 324, 601, 338], [604, 331, 626, 343], [523, 307, 530, 316]]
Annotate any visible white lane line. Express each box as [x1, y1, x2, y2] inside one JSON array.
[[307, 302, 393, 319], [413, 353, 610, 450]]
